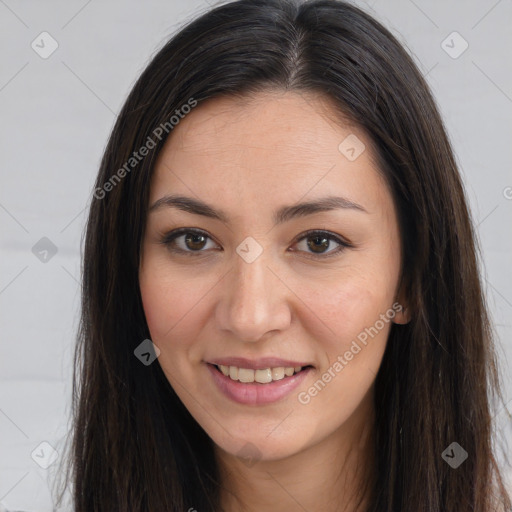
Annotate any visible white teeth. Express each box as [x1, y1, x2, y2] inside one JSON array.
[[217, 364, 305, 383], [255, 368, 272, 384], [238, 368, 255, 383], [271, 367, 285, 381]]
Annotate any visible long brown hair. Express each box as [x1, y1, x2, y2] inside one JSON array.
[[53, 0, 511, 510]]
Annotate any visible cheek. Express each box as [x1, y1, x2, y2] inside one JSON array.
[[139, 270, 171, 340], [296, 280, 393, 419], [325, 284, 393, 382], [139, 261, 204, 343], [297, 268, 396, 347]]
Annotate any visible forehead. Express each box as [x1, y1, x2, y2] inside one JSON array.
[[166, 90, 360, 156], [150, 91, 391, 219]]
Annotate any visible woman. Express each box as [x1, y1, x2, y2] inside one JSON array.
[[55, 0, 512, 510]]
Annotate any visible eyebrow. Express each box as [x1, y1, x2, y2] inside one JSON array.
[[148, 194, 368, 225]]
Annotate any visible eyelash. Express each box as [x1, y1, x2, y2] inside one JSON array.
[[159, 228, 352, 260]]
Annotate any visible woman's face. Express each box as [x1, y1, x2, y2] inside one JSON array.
[[139, 90, 408, 462]]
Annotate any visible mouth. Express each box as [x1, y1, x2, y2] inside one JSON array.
[[211, 363, 314, 384], [206, 362, 314, 405]]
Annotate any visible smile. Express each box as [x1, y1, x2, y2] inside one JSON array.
[[206, 363, 313, 405], [216, 364, 305, 383]]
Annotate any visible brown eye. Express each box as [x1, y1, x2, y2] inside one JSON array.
[[183, 232, 208, 251], [307, 234, 330, 254], [292, 230, 351, 259], [161, 228, 219, 256]]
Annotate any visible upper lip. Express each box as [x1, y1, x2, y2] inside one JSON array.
[[207, 357, 314, 370]]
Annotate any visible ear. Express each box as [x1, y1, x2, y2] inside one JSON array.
[[392, 289, 411, 325], [392, 304, 410, 325]]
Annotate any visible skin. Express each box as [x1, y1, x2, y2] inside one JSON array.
[[139, 90, 410, 511]]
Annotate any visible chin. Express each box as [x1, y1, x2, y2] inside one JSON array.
[[209, 420, 316, 464]]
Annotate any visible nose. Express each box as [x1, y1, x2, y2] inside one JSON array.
[[215, 248, 292, 343]]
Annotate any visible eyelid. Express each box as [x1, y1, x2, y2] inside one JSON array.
[[290, 229, 352, 259], [159, 227, 353, 258], [159, 227, 220, 256]]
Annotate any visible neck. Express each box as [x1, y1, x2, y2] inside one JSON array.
[[215, 391, 376, 512]]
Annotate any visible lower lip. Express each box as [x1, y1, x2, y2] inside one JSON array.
[[206, 363, 312, 405]]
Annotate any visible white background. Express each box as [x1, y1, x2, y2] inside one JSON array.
[[1, 0, 511, 510]]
